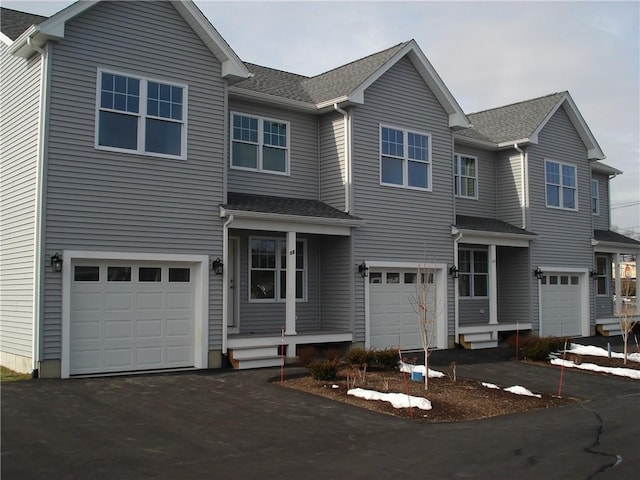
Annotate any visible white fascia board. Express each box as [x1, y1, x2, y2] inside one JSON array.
[[228, 87, 318, 113], [315, 96, 354, 110], [592, 241, 640, 254], [591, 162, 622, 176], [497, 138, 532, 149], [1, 31, 13, 46]]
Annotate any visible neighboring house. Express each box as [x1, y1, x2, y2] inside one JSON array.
[[1, 1, 638, 378]]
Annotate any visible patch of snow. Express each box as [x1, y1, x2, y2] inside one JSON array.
[[331, 384, 339, 389], [399, 362, 445, 378], [566, 343, 640, 363], [482, 382, 500, 389], [503, 385, 542, 398], [347, 388, 432, 410], [550, 358, 640, 379]]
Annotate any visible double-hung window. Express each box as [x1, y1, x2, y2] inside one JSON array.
[[96, 70, 186, 158], [250, 238, 306, 302], [380, 125, 431, 190], [595, 255, 608, 296], [231, 113, 289, 174], [454, 154, 478, 199], [458, 249, 488, 298], [591, 180, 599, 215], [545, 160, 577, 210]]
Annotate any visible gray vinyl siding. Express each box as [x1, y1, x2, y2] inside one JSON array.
[[41, 1, 226, 359], [318, 236, 352, 331], [231, 231, 320, 333], [458, 299, 490, 325], [497, 246, 531, 324], [319, 111, 346, 211], [527, 105, 595, 328], [227, 100, 319, 199], [0, 43, 41, 359], [454, 146, 496, 218], [496, 151, 525, 228], [350, 56, 455, 339], [592, 173, 610, 230]]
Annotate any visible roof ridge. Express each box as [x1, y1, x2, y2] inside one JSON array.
[[468, 91, 567, 116]]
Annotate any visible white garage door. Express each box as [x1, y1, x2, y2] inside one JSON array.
[[369, 269, 437, 351], [70, 260, 195, 375], [540, 273, 582, 337]]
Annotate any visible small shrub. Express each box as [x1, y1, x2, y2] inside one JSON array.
[[346, 347, 398, 370], [346, 348, 370, 366], [373, 348, 399, 370], [517, 335, 566, 362], [308, 359, 340, 381]]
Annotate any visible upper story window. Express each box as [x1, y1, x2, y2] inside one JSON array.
[[231, 113, 289, 175], [454, 154, 478, 199], [249, 238, 306, 302], [591, 179, 599, 215], [458, 249, 488, 298], [545, 160, 577, 210], [380, 125, 431, 190], [96, 70, 186, 159]]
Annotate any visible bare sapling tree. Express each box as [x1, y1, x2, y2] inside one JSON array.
[[617, 273, 638, 365], [410, 260, 438, 390]]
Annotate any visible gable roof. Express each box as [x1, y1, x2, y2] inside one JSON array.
[[594, 229, 640, 247], [4, 1, 249, 81], [0, 7, 47, 43], [455, 92, 605, 160], [455, 215, 536, 237], [231, 40, 470, 128]]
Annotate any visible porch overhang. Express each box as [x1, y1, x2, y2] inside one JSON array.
[[592, 230, 640, 254], [452, 215, 536, 247]]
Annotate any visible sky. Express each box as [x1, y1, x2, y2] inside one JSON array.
[[3, 0, 639, 235]]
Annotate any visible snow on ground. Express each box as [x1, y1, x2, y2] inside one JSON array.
[[550, 358, 640, 379], [482, 382, 500, 390], [347, 388, 432, 410], [482, 382, 541, 397], [399, 362, 445, 378], [565, 343, 640, 363]]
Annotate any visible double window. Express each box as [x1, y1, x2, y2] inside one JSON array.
[[591, 179, 599, 215], [250, 238, 306, 302], [545, 160, 577, 210], [458, 249, 488, 298], [96, 70, 186, 158], [380, 125, 431, 190], [231, 113, 289, 174], [454, 154, 478, 199]]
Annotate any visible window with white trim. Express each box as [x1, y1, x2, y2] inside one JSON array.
[[458, 249, 488, 298], [96, 70, 186, 158], [249, 238, 306, 302], [231, 113, 289, 174], [545, 160, 577, 210], [380, 125, 431, 190], [595, 255, 608, 296], [591, 179, 599, 215], [454, 153, 478, 199]]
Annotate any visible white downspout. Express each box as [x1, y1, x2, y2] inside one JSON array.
[[453, 232, 462, 344], [28, 35, 49, 377], [333, 104, 352, 213], [221, 214, 234, 356], [514, 143, 527, 229]]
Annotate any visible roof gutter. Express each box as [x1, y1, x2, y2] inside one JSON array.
[[333, 104, 353, 213]]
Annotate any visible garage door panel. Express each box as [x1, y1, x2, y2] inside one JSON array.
[[105, 293, 133, 311], [104, 320, 133, 340], [136, 319, 163, 338], [71, 321, 101, 341], [137, 293, 164, 310], [105, 348, 134, 369], [136, 347, 162, 367]]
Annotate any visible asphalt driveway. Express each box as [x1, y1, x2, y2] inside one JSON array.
[[2, 352, 639, 479]]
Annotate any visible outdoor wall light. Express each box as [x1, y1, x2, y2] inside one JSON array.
[[590, 269, 598, 279], [448, 265, 459, 279], [533, 267, 544, 280], [51, 252, 63, 272], [358, 261, 369, 278], [212, 258, 223, 275]]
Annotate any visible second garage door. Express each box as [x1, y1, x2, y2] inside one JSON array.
[[70, 260, 196, 375], [369, 269, 437, 351], [540, 273, 582, 337]]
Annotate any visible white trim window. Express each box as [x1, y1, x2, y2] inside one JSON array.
[[591, 179, 599, 215], [458, 249, 488, 298], [231, 113, 289, 175], [96, 70, 187, 159], [595, 255, 608, 296], [380, 125, 431, 190], [454, 153, 478, 199], [545, 160, 577, 210], [249, 238, 306, 302]]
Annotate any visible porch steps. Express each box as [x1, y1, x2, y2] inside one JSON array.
[[229, 345, 283, 370], [596, 318, 623, 337], [459, 332, 498, 350]]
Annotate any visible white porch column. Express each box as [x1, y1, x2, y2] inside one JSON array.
[[489, 244, 498, 325], [614, 253, 622, 315], [285, 231, 297, 335]]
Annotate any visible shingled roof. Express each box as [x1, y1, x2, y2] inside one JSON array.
[[455, 215, 536, 236], [456, 92, 565, 144], [1, 7, 48, 41], [594, 229, 640, 246]]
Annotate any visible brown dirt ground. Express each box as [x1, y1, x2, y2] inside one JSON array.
[[282, 354, 639, 423]]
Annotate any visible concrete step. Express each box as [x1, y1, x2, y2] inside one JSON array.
[[229, 346, 282, 369], [459, 334, 498, 350], [596, 319, 623, 337], [233, 356, 283, 370], [229, 345, 279, 360]]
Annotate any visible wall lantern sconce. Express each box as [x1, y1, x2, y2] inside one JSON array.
[[534, 267, 544, 280], [448, 265, 459, 279], [211, 258, 223, 275], [358, 261, 369, 278], [51, 252, 63, 272], [590, 269, 598, 279]]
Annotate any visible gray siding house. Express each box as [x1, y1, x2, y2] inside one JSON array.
[[1, 0, 638, 377]]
